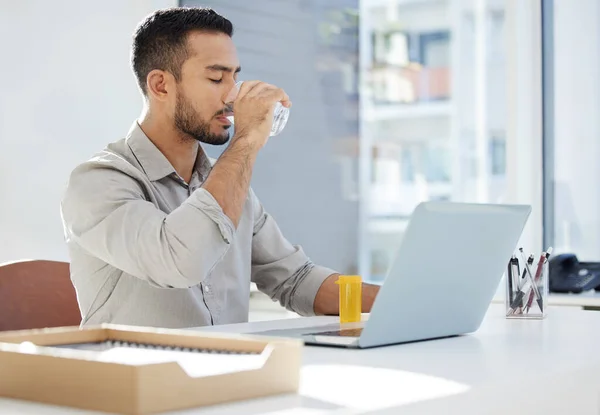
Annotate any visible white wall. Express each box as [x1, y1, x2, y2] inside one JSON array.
[[0, 0, 176, 263]]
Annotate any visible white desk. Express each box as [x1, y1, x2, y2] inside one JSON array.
[[491, 290, 600, 310], [544, 291, 600, 309], [2, 304, 600, 414]]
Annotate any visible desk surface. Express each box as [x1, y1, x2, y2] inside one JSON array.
[[545, 290, 600, 307], [2, 304, 600, 414], [491, 290, 600, 308]]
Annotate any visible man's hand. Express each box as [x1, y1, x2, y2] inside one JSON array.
[[232, 81, 291, 149], [203, 81, 290, 227], [313, 273, 380, 316]]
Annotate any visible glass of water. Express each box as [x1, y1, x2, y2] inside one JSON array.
[[226, 81, 290, 137]]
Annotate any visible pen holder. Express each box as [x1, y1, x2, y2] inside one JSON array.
[[505, 254, 549, 319]]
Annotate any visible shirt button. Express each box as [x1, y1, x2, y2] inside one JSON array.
[[204, 285, 210, 293]]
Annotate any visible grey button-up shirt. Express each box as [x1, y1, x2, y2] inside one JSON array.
[[60, 122, 336, 328]]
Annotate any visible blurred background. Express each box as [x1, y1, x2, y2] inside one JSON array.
[[1, 0, 598, 286]]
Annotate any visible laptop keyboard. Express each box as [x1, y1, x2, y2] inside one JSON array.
[[306, 328, 363, 337]]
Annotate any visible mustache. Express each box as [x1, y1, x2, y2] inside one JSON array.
[[215, 104, 234, 117]]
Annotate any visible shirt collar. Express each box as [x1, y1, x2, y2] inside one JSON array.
[[194, 142, 213, 180], [125, 121, 212, 182]]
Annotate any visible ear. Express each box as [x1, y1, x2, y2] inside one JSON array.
[[146, 69, 174, 102]]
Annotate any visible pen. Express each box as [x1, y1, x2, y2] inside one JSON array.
[[525, 247, 553, 312], [535, 247, 553, 280], [510, 256, 519, 297], [524, 251, 545, 313], [517, 254, 535, 291], [507, 257, 515, 306], [514, 257, 523, 313], [519, 248, 543, 312], [508, 254, 534, 312]]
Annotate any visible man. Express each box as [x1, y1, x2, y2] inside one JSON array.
[[60, 7, 379, 328]]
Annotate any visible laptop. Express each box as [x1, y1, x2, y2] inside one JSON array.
[[254, 201, 531, 348]]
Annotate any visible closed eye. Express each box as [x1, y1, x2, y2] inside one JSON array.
[[209, 79, 222, 84]]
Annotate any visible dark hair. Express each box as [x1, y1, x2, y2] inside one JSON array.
[[131, 7, 233, 95]]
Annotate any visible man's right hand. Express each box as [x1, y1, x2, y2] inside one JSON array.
[[202, 81, 290, 227], [231, 81, 291, 150]]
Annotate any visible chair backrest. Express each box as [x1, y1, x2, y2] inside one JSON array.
[[0, 259, 81, 331]]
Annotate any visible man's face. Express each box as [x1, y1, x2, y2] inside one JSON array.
[[173, 31, 240, 145]]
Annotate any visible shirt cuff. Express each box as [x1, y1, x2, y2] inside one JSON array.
[[187, 188, 235, 244], [291, 263, 337, 316]]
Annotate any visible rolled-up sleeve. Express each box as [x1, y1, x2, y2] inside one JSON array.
[[249, 190, 336, 316], [61, 160, 235, 289]]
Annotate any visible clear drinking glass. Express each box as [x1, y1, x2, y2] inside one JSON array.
[[226, 81, 290, 137]]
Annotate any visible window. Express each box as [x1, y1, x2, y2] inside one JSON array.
[[360, 0, 508, 281], [542, 0, 600, 260]]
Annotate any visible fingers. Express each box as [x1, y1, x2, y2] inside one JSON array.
[[236, 80, 261, 100], [268, 87, 291, 108], [245, 82, 274, 99], [237, 81, 292, 108], [255, 85, 291, 108]]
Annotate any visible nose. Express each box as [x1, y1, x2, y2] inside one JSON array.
[[223, 82, 239, 104]]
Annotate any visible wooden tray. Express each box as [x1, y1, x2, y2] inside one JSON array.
[[0, 324, 303, 414]]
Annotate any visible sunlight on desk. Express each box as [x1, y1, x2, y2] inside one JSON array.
[[257, 409, 334, 415], [300, 364, 470, 411]]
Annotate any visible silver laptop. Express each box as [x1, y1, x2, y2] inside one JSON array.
[[254, 201, 531, 348]]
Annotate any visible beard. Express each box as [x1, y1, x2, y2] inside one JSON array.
[[174, 90, 230, 145]]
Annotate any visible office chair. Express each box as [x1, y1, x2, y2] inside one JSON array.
[[0, 259, 81, 331]]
